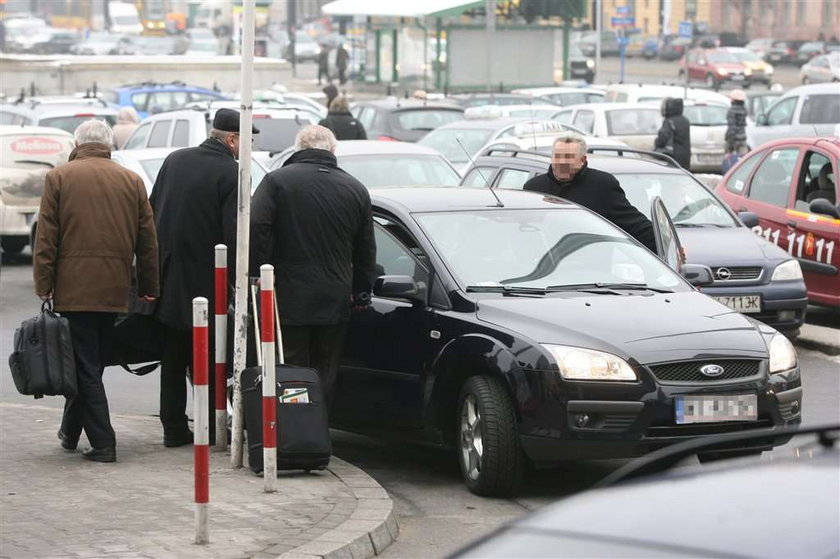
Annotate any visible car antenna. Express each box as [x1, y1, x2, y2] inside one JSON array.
[[528, 100, 538, 150], [455, 137, 504, 207]]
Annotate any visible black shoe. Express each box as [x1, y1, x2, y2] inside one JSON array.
[[164, 430, 194, 448], [82, 447, 116, 463], [57, 430, 77, 451]]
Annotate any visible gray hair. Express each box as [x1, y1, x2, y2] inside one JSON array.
[[552, 131, 587, 157], [74, 119, 114, 147], [294, 124, 337, 152], [209, 128, 235, 142]]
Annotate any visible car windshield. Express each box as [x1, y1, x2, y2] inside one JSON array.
[[417, 208, 687, 291], [340, 154, 460, 187], [731, 50, 762, 62], [393, 109, 464, 132], [38, 114, 116, 134], [253, 118, 311, 152], [617, 173, 737, 227], [683, 105, 728, 126], [708, 51, 738, 63], [419, 128, 493, 164], [605, 109, 661, 135]]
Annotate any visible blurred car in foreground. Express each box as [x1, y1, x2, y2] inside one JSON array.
[[350, 99, 464, 142], [748, 83, 840, 148], [716, 136, 840, 308], [800, 54, 840, 84], [454, 426, 838, 557], [267, 140, 461, 187]]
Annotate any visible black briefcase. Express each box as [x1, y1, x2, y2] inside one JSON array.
[[8, 300, 77, 399], [241, 364, 332, 473]]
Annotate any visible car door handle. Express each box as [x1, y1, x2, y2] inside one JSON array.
[[787, 221, 797, 228]]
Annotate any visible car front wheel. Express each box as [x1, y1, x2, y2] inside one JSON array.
[[457, 375, 524, 497], [706, 73, 719, 90]]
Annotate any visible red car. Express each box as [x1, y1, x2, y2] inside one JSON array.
[[680, 48, 751, 90], [716, 137, 840, 308]]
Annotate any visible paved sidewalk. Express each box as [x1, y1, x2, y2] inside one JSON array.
[[799, 324, 840, 356], [0, 404, 397, 559]]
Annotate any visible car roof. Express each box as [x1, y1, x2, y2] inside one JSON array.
[[512, 87, 603, 95], [138, 109, 208, 122], [780, 83, 840, 96], [0, 125, 74, 137], [557, 102, 660, 111], [334, 140, 447, 157], [370, 186, 577, 213], [36, 107, 118, 118], [431, 117, 549, 131], [355, 98, 463, 110], [749, 136, 840, 153]]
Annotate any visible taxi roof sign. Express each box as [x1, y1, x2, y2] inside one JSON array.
[[513, 121, 571, 137]]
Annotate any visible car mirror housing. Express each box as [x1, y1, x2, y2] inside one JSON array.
[[809, 198, 840, 219], [373, 275, 421, 302], [681, 263, 715, 287], [738, 211, 760, 228]]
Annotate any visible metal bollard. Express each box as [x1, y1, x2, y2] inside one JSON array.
[[193, 297, 210, 545], [260, 264, 277, 492], [214, 245, 228, 451]]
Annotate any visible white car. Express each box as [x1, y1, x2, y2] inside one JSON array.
[[602, 84, 730, 106], [748, 83, 840, 148], [463, 104, 567, 120], [800, 54, 840, 85], [551, 102, 663, 150], [510, 86, 605, 106]]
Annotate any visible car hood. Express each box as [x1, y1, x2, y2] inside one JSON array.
[[475, 291, 768, 364], [714, 63, 746, 71], [677, 226, 788, 265]]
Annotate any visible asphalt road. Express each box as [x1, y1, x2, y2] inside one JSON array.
[[1, 251, 837, 558]]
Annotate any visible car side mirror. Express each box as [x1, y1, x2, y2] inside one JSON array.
[[373, 275, 421, 301], [738, 211, 760, 228], [809, 198, 840, 219], [681, 263, 715, 287]]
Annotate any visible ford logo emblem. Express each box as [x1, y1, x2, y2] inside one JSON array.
[[700, 364, 725, 377]]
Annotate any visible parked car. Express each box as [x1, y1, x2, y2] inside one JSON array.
[[745, 90, 783, 118], [725, 47, 775, 88], [745, 37, 775, 59], [641, 36, 659, 59], [446, 93, 544, 108], [461, 147, 809, 334], [284, 31, 321, 62], [70, 32, 136, 55], [551, 103, 662, 150], [350, 99, 464, 142], [716, 136, 840, 308], [680, 48, 751, 91], [794, 41, 826, 66], [510, 87, 605, 107], [267, 140, 461, 187], [453, 426, 836, 557], [747, 83, 840, 148], [691, 34, 721, 49], [0, 126, 75, 255], [2, 17, 50, 53], [680, 100, 741, 172], [659, 36, 691, 61], [23, 27, 79, 54], [602, 84, 729, 106], [459, 104, 567, 120], [333, 185, 802, 495], [105, 82, 227, 119], [0, 99, 117, 135], [765, 40, 805, 64], [800, 54, 840, 84], [578, 30, 619, 56]]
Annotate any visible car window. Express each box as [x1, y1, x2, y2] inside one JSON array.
[[618, 173, 737, 227], [795, 151, 835, 209], [799, 94, 840, 125], [553, 92, 588, 105], [190, 92, 220, 103], [37, 115, 116, 135], [552, 110, 575, 124], [373, 223, 429, 286], [461, 166, 494, 187], [726, 152, 761, 194], [586, 93, 605, 103], [494, 168, 532, 190], [748, 148, 799, 207], [683, 105, 728, 126], [572, 110, 595, 133], [123, 121, 151, 149], [418, 128, 494, 166], [356, 107, 375, 130], [131, 92, 149, 112], [606, 109, 661, 135], [393, 109, 464, 132], [147, 120, 172, 148], [172, 119, 190, 147], [765, 97, 797, 126]]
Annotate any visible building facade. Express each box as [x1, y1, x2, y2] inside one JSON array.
[[708, 0, 839, 41]]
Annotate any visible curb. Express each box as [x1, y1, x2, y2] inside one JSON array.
[[278, 458, 399, 559], [797, 337, 840, 356]]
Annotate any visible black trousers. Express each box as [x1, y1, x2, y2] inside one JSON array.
[[318, 65, 330, 85], [337, 67, 347, 85], [281, 323, 347, 410], [60, 312, 117, 449], [159, 326, 215, 437]]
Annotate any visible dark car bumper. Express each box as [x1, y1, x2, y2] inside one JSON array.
[[698, 282, 808, 332], [519, 367, 801, 465]]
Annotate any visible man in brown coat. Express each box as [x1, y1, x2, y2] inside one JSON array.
[[33, 120, 159, 463]]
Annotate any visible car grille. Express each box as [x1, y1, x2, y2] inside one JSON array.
[[649, 359, 762, 382], [712, 266, 763, 282]]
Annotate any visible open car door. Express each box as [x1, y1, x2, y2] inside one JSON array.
[[651, 196, 684, 273]]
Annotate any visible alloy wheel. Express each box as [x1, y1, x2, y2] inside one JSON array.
[[459, 394, 483, 481]]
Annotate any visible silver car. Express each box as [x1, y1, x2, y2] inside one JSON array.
[[747, 83, 840, 149], [800, 54, 840, 85]]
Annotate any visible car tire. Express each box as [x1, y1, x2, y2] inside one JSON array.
[[456, 375, 524, 497], [1, 236, 28, 255], [705, 73, 719, 91]]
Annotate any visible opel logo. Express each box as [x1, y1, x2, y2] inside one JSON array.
[[700, 364, 725, 377], [715, 267, 732, 280]]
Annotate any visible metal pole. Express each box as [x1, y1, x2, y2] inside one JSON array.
[[595, 0, 602, 84], [486, 0, 496, 93], [193, 297, 210, 545], [214, 244, 228, 452], [230, 0, 255, 470], [260, 265, 277, 492]]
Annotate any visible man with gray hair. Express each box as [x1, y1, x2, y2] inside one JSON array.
[[251, 124, 375, 410], [34, 119, 159, 462], [523, 131, 656, 251]]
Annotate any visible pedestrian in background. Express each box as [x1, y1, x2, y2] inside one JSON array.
[[149, 109, 255, 447], [250, 125, 376, 410], [318, 95, 366, 140], [523, 131, 656, 252], [654, 97, 691, 170], [33, 120, 159, 463], [112, 106, 140, 150], [336, 42, 350, 85], [317, 44, 331, 85], [725, 89, 748, 155], [323, 83, 339, 109]]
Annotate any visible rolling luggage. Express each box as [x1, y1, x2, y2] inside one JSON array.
[[241, 285, 331, 474]]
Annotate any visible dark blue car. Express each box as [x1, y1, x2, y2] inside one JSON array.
[[105, 82, 227, 119]]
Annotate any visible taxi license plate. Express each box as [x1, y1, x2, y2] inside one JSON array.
[[676, 394, 757, 424], [712, 295, 761, 313], [731, 75, 745, 81]]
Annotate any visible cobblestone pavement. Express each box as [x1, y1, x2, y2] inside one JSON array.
[[0, 404, 396, 559]]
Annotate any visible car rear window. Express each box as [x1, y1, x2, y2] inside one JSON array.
[[683, 105, 728, 126], [393, 109, 464, 132], [418, 128, 493, 165], [253, 118, 312, 153], [37, 115, 116, 135], [606, 108, 661, 135]]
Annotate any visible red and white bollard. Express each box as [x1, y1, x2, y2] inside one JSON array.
[[214, 244, 228, 451], [192, 297, 210, 544], [260, 264, 277, 492]]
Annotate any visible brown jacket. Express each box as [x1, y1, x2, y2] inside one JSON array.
[[33, 143, 159, 313]]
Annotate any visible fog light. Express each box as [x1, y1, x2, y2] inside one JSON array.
[[778, 310, 795, 321], [791, 400, 800, 414], [575, 414, 590, 428]]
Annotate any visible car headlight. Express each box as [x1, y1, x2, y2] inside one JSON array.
[[744, 68, 752, 76], [765, 65, 774, 74], [771, 259, 803, 281], [586, 59, 595, 69], [768, 333, 797, 373], [543, 344, 637, 381]]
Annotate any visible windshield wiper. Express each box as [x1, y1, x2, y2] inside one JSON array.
[[466, 285, 547, 295], [546, 282, 674, 294], [673, 222, 705, 228]]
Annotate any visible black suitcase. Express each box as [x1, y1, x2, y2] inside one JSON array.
[[241, 364, 331, 473], [8, 301, 77, 399]]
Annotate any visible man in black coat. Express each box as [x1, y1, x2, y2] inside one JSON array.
[[523, 131, 657, 252], [654, 97, 691, 169], [250, 124, 376, 409], [149, 108, 257, 447], [318, 95, 367, 140]]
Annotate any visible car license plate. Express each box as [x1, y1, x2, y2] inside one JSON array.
[[712, 295, 761, 313], [731, 75, 744, 81], [770, 54, 781, 60], [676, 394, 757, 424]]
